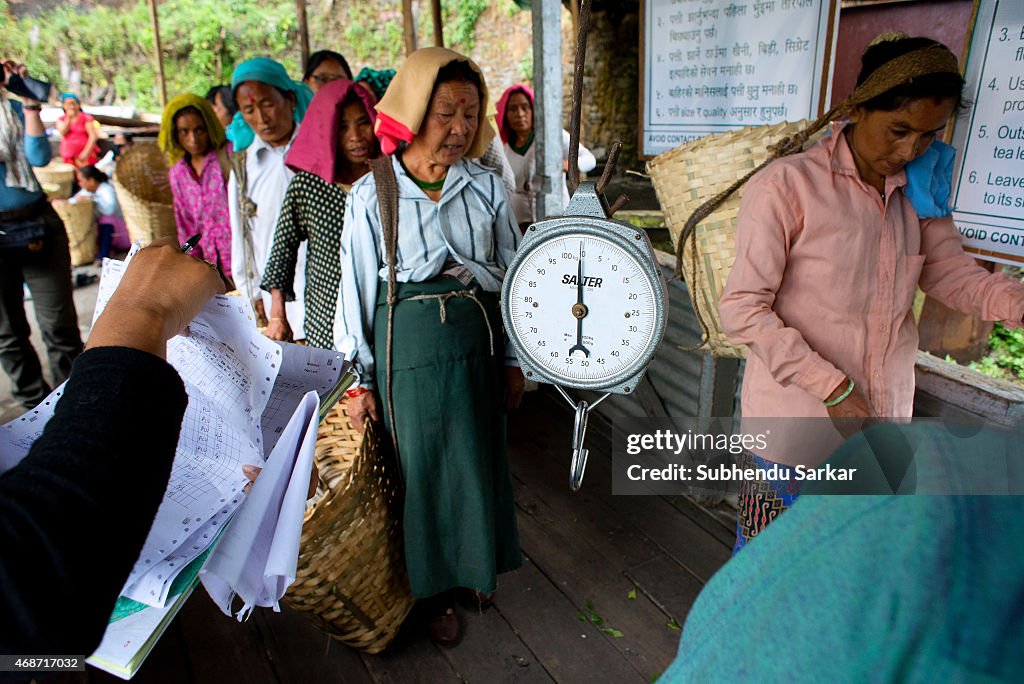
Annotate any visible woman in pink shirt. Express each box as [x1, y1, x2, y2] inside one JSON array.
[[158, 93, 233, 276], [719, 35, 1024, 550], [55, 93, 99, 167]]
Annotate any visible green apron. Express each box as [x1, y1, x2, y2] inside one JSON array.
[[374, 276, 522, 597]]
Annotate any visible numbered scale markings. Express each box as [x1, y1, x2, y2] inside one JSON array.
[[507, 234, 658, 385]]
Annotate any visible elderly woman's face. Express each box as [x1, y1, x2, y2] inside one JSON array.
[[236, 81, 296, 147], [411, 80, 481, 167], [846, 96, 957, 186]]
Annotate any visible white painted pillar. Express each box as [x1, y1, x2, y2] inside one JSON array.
[[532, 0, 563, 220]]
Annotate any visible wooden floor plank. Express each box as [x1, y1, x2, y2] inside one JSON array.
[[252, 605, 374, 684], [662, 494, 736, 549], [505, 392, 727, 679], [514, 393, 731, 583], [494, 557, 643, 684], [624, 555, 704, 626], [512, 491, 679, 682], [437, 600, 553, 684], [358, 620, 463, 684], [175, 595, 280, 683]]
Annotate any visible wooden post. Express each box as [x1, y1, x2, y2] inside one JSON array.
[[295, 0, 311, 70], [918, 259, 999, 363], [430, 0, 444, 47], [569, 0, 580, 41], [532, 0, 563, 220], [147, 0, 167, 108], [402, 0, 418, 55]]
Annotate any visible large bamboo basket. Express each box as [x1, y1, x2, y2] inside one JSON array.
[[113, 142, 176, 245], [647, 120, 819, 358], [35, 162, 76, 200], [53, 198, 97, 266], [283, 402, 413, 654]]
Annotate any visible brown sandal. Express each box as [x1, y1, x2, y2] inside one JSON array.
[[426, 607, 463, 648]]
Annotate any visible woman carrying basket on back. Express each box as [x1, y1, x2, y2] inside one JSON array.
[[260, 79, 379, 349], [718, 34, 1024, 551], [334, 47, 524, 647]]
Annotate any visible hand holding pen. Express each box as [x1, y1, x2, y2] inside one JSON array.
[[180, 233, 232, 290], [87, 237, 226, 359], [180, 233, 202, 255]]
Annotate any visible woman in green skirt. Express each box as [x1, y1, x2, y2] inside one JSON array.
[[334, 47, 524, 647]]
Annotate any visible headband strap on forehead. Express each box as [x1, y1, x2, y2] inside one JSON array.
[[766, 42, 961, 161], [844, 45, 961, 111]]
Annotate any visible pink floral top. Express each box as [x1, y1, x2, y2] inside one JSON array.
[[169, 152, 232, 273]]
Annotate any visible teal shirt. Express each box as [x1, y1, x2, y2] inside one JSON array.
[[0, 99, 52, 212], [662, 424, 1024, 682]]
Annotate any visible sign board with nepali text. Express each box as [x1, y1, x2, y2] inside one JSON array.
[[951, 0, 1024, 267], [639, 0, 838, 157]]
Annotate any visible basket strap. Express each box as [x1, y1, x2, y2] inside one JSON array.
[[230, 149, 266, 324], [369, 155, 403, 485]]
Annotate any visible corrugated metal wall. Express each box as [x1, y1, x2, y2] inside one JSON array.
[[579, 253, 743, 423]]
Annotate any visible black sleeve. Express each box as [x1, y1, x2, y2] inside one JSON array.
[[0, 347, 187, 656]]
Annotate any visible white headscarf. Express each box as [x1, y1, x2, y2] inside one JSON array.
[[0, 90, 41, 192]]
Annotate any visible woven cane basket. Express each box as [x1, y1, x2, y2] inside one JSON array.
[[113, 142, 176, 245], [283, 401, 414, 654], [53, 198, 97, 265], [647, 120, 819, 358], [35, 162, 76, 200]]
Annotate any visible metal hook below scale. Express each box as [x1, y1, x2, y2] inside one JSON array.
[[555, 385, 610, 491]]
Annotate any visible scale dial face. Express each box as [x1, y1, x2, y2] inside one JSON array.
[[507, 233, 659, 388]]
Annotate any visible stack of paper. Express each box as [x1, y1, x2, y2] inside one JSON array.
[[0, 246, 356, 679]]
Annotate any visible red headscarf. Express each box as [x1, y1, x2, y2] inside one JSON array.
[[285, 79, 378, 183], [495, 83, 534, 145]]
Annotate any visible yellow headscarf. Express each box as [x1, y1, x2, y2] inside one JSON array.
[[158, 93, 227, 165]]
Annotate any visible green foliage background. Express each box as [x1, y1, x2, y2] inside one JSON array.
[[968, 324, 1024, 385], [0, 0, 300, 111], [0, 0, 521, 112]]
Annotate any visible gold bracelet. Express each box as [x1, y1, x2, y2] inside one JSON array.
[[271, 316, 288, 323]]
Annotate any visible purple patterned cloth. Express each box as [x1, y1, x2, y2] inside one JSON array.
[[168, 153, 232, 273]]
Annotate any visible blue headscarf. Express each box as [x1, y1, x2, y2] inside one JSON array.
[[227, 57, 313, 152], [60, 92, 80, 103]]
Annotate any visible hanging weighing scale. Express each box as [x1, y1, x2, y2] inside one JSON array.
[[501, 182, 668, 490]]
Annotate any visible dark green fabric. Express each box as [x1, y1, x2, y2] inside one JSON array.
[[374, 276, 522, 598]]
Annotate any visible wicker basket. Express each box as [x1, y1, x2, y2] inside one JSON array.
[[283, 402, 414, 654], [647, 120, 819, 358], [34, 162, 76, 200], [53, 198, 97, 266], [113, 142, 176, 245]]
